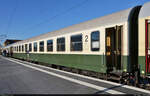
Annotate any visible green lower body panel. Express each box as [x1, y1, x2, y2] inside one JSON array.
[[138, 56, 146, 75], [122, 56, 147, 76], [122, 56, 128, 72], [13, 53, 27, 60], [13, 53, 137, 74], [13, 53, 107, 73]]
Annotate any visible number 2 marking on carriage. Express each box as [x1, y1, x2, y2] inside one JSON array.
[[85, 35, 88, 42]]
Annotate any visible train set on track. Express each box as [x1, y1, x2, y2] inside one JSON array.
[[2, 1, 150, 89]]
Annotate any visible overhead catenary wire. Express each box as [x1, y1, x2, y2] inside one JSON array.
[[0, 0, 18, 45], [5, 0, 18, 38], [22, 0, 89, 34], [128, 0, 144, 7]]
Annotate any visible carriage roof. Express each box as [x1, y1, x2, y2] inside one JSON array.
[[139, 2, 150, 19], [12, 7, 134, 45]]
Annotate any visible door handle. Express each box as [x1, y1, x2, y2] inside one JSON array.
[[117, 50, 120, 55], [113, 51, 116, 54], [113, 50, 120, 55]]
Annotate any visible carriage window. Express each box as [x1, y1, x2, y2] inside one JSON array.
[[14, 47, 16, 51], [71, 34, 82, 51], [47, 40, 53, 51], [17, 46, 19, 52], [29, 43, 32, 52], [19, 45, 21, 52], [39, 41, 44, 52], [34, 42, 37, 52], [91, 31, 100, 51], [25, 44, 28, 52], [13, 47, 14, 51], [22, 45, 24, 52], [57, 37, 65, 51]]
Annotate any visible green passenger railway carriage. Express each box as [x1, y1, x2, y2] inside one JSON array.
[[2, 2, 150, 87]]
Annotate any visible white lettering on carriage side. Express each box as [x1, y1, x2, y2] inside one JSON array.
[[85, 35, 88, 42]]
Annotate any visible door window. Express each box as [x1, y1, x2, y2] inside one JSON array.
[[91, 31, 100, 51]]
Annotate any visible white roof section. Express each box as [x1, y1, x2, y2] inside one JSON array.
[[139, 1, 150, 18], [3, 43, 14, 49], [14, 7, 134, 45]]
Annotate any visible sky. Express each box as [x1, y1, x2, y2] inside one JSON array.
[[0, 0, 150, 44]]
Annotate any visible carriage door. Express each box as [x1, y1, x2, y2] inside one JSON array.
[[146, 20, 150, 74], [106, 26, 122, 73]]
